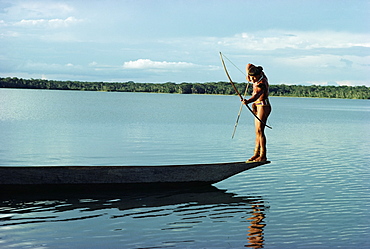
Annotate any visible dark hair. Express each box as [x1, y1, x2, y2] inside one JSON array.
[[248, 66, 263, 76]]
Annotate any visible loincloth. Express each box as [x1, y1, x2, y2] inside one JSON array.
[[254, 99, 270, 106]]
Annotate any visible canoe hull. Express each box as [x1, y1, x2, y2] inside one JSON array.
[[0, 161, 270, 185]]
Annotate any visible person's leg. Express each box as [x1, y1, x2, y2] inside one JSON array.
[[247, 103, 260, 161], [248, 132, 260, 161], [255, 106, 271, 161]]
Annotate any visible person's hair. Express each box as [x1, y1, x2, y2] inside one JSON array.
[[248, 66, 263, 76]]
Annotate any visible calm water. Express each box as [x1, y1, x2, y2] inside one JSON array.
[[0, 89, 369, 248]]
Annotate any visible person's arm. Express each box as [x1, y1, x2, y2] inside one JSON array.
[[242, 84, 265, 104]]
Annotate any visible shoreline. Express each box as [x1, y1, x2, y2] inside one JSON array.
[[1, 77, 369, 99]]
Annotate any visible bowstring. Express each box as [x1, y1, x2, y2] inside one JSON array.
[[222, 53, 246, 77], [221, 52, 250, 96], [220, 52, 249, 97], [221, 52, 250, 138]]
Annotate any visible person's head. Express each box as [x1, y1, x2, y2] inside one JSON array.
[[246, 64, 263, 83]]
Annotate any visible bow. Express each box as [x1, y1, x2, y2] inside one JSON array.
[[219, 52, 272, 129]]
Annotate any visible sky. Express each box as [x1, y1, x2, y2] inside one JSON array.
[[1, 0, 369, 86]]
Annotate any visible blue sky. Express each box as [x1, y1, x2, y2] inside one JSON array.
[[1, 0, 369, 86]]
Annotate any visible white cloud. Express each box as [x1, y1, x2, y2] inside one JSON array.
[[14, 16, 83, 29], [122, 59, 195, 69], [4, 1, 74, 19], [87, 61, 121, 72], [218, 30, 370, 51], [0, 31, 19, 38], [275, 54, 370, 69]]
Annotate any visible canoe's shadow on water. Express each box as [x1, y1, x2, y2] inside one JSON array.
[[1, 184, 268, 212], [1, 184, 268, 248]]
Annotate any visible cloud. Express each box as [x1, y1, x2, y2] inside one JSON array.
[[275, 54, 370, 69], [122, 59, 195, 69], [14, 16, 83, 29], [0, 15, 84, 41], [217, 30, 370, 51], [340, 58, 353, 67], [3, 1, 74, 19], [0, 30, 19, 38], [23, 61, 76, 72]]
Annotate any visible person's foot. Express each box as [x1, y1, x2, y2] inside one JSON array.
[[247, 155, 259, 162], [254, 156, 267, 162]]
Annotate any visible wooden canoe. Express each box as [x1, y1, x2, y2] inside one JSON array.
[[0, 161, 270, 185]]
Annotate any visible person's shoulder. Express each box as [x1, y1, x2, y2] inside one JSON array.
[[257, 82, 266, 89]]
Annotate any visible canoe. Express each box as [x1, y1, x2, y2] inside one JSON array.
[[0, 161, 270, 185]]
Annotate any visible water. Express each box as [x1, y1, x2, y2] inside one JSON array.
[[0, 89, 369, 248]]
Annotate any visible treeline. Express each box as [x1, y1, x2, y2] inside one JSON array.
[[1, 77, 369, 99]]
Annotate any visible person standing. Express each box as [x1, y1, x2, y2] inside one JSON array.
[[242, 64, 271, 162]]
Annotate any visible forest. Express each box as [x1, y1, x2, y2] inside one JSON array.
[[1, 77, 369, 99]]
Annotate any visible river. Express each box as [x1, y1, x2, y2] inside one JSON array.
[[0, 89, 369, 248]]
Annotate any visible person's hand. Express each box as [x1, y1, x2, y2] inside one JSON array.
[[242, 98, 249, 105]]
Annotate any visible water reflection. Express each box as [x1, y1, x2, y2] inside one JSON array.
[[0, 185, 268, 248], [246, 200, 266, 248]]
